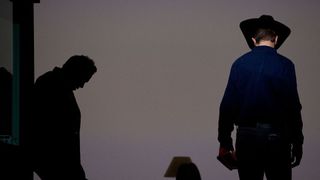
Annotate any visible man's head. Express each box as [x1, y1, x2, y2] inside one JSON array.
[[240, 15, 290, 49], [251, 28, 278, 47], [62, 55, 97, 90]]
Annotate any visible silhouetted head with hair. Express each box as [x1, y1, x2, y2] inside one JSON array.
[[62, 55, 97, 90], [176, 163, 201, 180]]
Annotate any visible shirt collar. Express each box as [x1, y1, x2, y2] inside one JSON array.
[[252, 45, 277, 53]]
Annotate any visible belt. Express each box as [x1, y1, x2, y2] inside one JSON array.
[[237, 122, 276, 129]]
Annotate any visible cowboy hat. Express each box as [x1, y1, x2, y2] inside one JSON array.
[[239, 15, 291, 49]]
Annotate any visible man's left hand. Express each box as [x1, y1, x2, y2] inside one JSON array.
[[291, 143, 303, 168]]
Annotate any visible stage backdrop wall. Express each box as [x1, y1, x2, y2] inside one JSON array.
[[34, 0, 320, 179]]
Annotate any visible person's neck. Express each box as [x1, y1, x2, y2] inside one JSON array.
[[255, 41, 275, 48]]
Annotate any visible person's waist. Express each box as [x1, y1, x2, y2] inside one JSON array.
[[236, 122, 279, 129]]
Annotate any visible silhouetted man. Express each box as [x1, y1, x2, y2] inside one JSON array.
[[0, 67, 12, 136], [0, 67, 15, 179], [218, 15, 303, 180], [31, 55, 97, 180]]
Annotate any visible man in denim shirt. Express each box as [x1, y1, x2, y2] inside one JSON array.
[[218, 15, 303, 180]]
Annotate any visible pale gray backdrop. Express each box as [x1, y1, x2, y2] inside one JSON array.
[[34, 0, 320, 179]]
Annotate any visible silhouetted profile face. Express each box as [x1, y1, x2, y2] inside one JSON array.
[[72, 71, 94, 90], [62, 55, 97, 91]]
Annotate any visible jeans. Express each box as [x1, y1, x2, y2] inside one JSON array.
[[236, 124, 291, 180]]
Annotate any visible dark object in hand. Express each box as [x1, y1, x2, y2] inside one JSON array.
[[217, 152, 238, 170]]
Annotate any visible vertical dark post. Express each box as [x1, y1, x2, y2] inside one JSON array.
[[11, 0, 40, 179]]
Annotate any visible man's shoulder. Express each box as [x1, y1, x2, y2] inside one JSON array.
[[35, 67, 64, 90], [232, 51, 252, 66], [276, 53, 294, 64], [36, 67, 61, 81], [234, 50, 294, 66]]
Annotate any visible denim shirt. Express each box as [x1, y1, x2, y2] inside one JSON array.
[[218, 46, 303, 150]]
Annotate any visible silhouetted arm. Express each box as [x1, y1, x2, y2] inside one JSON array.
[[218, 65, 240, 151], [284, 63, 303, 167]]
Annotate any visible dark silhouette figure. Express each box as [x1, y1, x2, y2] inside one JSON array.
[[218, 15, 303, 180], [0, 67, 12, 136], [0, 67, 27, 180], [31, 55, 97, 180], [176, 163, 201, 180], [0, 67, 14, 179], [0, 141, 25, 180]]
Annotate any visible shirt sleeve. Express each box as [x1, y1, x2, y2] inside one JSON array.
[[282, 63, 304, 145], [218, 64, 239, 150]]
